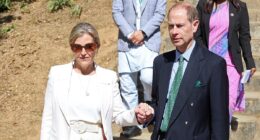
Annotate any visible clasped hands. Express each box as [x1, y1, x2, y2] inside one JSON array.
[[129, 30, 145, 46], [134, 103, 154, 124]]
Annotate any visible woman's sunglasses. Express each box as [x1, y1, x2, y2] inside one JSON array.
[[71, 43, 97, 52]]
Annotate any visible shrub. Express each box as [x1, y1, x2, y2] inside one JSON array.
[[0, 24, 15, 38], [47, 0, 73, 12], [0, 0, 11, 11], [71, 4, 81, 17]]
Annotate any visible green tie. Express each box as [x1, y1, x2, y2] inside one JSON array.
[[160, 55, 184, 132]]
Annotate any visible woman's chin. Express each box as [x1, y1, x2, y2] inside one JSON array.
[[76, 59, 93, 67]]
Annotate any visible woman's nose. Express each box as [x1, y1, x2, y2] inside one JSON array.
[[80, 48, 87, 55]]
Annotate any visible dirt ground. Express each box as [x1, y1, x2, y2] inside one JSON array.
[[0, 0, 175, 139]]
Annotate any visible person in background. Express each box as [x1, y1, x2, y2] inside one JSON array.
[[150, 2, 229, 140], [40, 22, 154, 140], [196, 0, 256, 121], [112, 0, 166, 137]]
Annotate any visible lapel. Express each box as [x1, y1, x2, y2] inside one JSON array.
[[157, 51, 176, 126], [140, 0, 148, 14], [133, 0, 148, 17], [228, 1, 236, 39], [56, 63, 74, 123], [133, 0, 137, 12], [168, 44, 205, 127]]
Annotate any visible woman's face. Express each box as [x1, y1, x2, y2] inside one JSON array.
[[71, 33, 97, 69]]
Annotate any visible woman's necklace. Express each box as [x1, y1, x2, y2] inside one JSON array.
[[78, 73, 94, 96], [71, 61, 97, 96]]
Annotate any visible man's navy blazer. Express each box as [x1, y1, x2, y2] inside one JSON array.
[[151, 43, 229, 140]]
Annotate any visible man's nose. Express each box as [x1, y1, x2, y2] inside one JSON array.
[[171, 27, 178, 35]]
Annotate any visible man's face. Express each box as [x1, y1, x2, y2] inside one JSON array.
[[168, 8, 199, 52]]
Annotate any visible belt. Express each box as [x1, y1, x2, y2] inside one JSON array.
[[69, 120, 101, 134]]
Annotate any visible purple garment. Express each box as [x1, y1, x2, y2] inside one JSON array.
[[208, 2, 245, 116]]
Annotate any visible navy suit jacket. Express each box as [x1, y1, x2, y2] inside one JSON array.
[[151, 43, 229, 140], [196, 0, 255, 73]]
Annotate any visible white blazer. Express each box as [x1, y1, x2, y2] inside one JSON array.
[[40, 63, 138, 140]]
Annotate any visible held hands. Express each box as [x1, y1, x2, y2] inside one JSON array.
[[129, 30, 145, 46], [134, 103, 154, 124]]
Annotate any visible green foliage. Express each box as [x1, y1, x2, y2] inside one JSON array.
[[0, 0, 11, 11], [20, 2, 30, 13], [47, 0, 73, 12], [47, 0, 82, 17], [0, 24, 15, 38], [71, 4, 82, 17]]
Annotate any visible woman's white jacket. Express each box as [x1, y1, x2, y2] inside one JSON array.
[[40, 63, 138, 140]]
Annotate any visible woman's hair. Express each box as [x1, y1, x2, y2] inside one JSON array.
[[205, 0, 240, 13], [69, 22, 100, 49]]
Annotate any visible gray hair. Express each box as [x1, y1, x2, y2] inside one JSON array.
[[69, 22, 100, 49]]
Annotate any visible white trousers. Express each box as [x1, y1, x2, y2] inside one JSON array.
[[119, 68, 153, 110]]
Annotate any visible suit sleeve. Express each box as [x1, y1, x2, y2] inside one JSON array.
[[40, 68, 54, 140], [150, 56, 160, 124], [209, 58, 229, 140], [239, 3, 256, 69], [141, 0, 166, 37], [112, 0, 135, 37]]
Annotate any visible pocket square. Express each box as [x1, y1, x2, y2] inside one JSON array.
[[195, 80, 202, 88]]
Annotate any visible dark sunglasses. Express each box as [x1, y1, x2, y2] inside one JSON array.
[[71, 43, 97, 52]]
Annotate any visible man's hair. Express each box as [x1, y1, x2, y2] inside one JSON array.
[[168, 2, 199, 23]]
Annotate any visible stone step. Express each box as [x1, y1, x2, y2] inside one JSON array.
[[243, 0, 260, 10], [251, 39, 260, 56], [243, 91, 260, 115], [251, 55, 260, 69], [244, 71, 260, 91], [250, 22, 260, 39], [249, 9, 260, 22], [230, 114, 259, 140], [112, 124, 152, 139]]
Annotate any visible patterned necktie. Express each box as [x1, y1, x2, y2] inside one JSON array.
[[160, 55, 184, 132]]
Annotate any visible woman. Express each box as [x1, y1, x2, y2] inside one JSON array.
[[196, 0, 256, 120], [40, 22, 153, 140]]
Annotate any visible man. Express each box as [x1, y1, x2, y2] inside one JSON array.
[[150, 2, 229, 140], [112, 0, 166, 137]]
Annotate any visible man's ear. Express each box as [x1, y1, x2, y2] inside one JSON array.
[[192, 20, 199, 33]]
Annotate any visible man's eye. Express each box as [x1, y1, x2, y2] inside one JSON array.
[[176, 25, 182, 28], [169, 25, 174, 28]]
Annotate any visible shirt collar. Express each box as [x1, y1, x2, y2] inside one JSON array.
[[175, 40, 196, 62]]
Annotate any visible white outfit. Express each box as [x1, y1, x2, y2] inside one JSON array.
[[40, 63, 138, 140]]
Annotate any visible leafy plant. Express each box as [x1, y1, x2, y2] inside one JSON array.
[[0, 0, 11, 11], [0, 24, 15, 38], [71, 4, 82, 17], [47, 0, 73, 12], [20, 2, 30, 13]]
